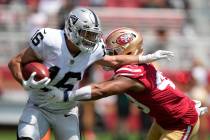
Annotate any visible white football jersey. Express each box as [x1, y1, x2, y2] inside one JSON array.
[[28, 28, 105, 113]]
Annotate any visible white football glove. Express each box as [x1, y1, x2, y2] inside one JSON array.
[[139, 50, 174, 63], [193, 100, 208, 116], [22, 72, 51, 90]]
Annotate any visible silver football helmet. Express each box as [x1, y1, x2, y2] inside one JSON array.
[[64, 7, 102, 52]]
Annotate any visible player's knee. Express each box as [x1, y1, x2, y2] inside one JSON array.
[[17, 137, 33, 140]]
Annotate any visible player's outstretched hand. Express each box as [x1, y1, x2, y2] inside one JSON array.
[[139, 50, 174, 63], [193, 100, 208, 116], [22, 72, 51, 90], [153, 50, 174, 61]]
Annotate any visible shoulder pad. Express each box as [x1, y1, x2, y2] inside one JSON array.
[[29, 28, 60, 59], [115, 65, 145, 78]]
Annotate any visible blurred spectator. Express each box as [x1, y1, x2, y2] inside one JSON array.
[[2, 0, 27, 31], [57, 0, 77, 29], [145, 27, 170, 54], [0, 69, 3, 98], [90, 0, 106, 7], [38, 0, 61, 15], [189, 58, 209, 140], [191, 58, 208, 87], [25, 0, 48, 36], [25, 0, 40, 12], [26, 12, 48, 34], [114, 94, 130, 139], [106, 0, 144, 7], [144, 26, 180, 69], [189, 58, 208, 99], [190, 0, 210, 35], [0, 0, 12, 4], [169, 0, 190, 9], [143, 0, 174, 8]]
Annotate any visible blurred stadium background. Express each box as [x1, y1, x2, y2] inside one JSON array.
[[0, 0, 210, 140]]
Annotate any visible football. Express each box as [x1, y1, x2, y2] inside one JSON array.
[[22, 62, 49, 81]]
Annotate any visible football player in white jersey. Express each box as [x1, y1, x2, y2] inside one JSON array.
[[8, 7, 174, 140]]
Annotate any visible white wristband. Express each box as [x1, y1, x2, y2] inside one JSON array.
[[68, 86, 92, 101]]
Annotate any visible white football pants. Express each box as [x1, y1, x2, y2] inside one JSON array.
[[17, 102, 80, 140]]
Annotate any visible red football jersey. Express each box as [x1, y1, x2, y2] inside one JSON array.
[[115, 64, 198, 130]]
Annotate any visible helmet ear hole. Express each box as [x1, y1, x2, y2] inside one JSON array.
[[126, 52, 132, 55]]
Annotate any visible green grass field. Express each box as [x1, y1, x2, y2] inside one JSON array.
[[1, 129, 209, 140], [0, 129, 142, 140], [0, 130, 16, 140], [0, 129, 54, 140]]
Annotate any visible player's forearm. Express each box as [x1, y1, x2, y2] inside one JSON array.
[[116, 53, 167, 64], [113, 55, 139, 66], [110, 54, 158, 67], [101, 54, 156, 69], [66, 85, 108, 101], [107, 50, 174, 67], [8, 57, 24, 85], [66, 86, 92, 101]]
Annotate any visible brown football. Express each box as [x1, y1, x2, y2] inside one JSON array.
[[22, 62, 49, 81]]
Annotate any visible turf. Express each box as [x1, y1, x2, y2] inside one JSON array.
[[0, 129, 141, 140]]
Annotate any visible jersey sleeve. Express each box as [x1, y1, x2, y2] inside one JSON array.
[[115, 65, 145, 79], [28, 28, 51, 60], [115, 64, 156, 89]]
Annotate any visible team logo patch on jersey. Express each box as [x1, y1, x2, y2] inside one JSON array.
[[116, 33, 134, 46]]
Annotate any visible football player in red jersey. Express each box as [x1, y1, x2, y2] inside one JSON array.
[[48, 27, 207, 140]]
